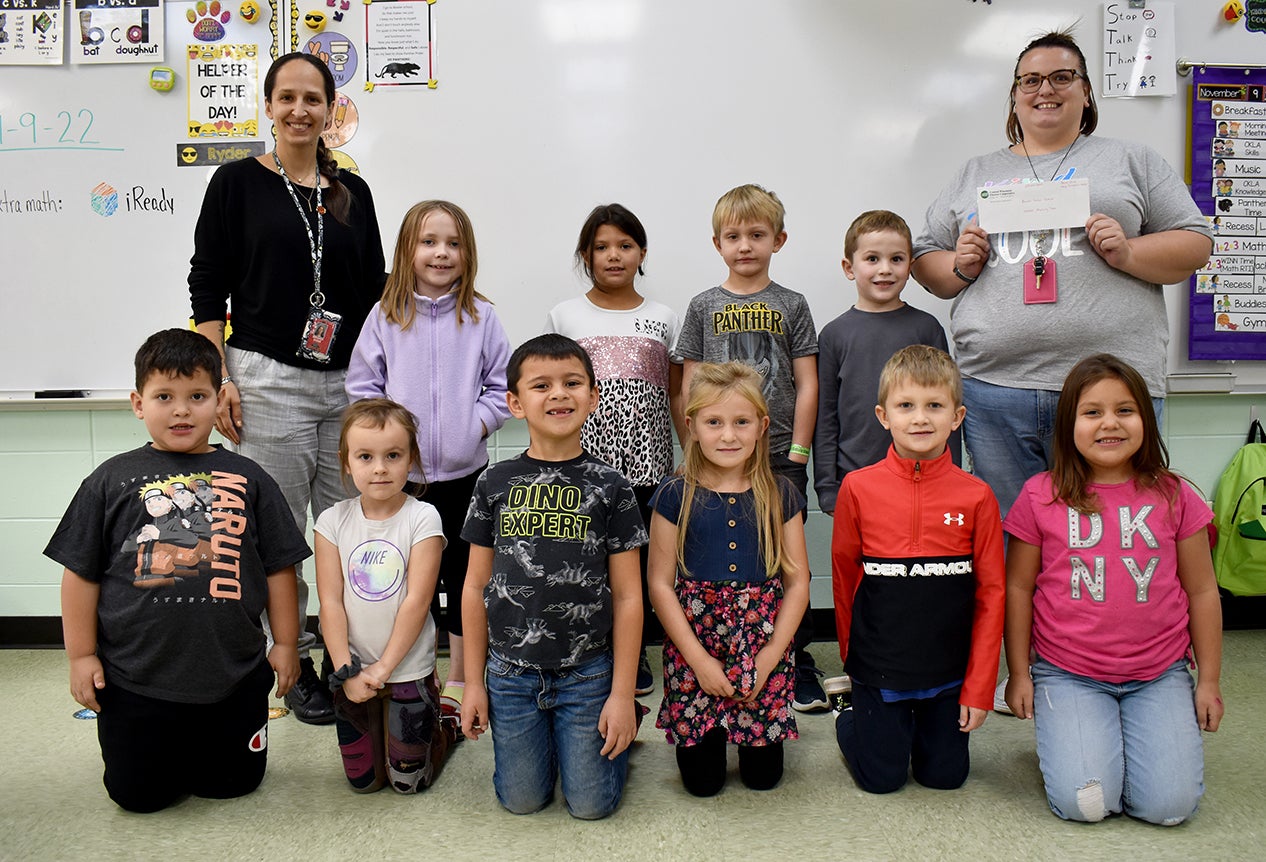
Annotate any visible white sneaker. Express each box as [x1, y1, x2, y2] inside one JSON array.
[[993, 679, 1013, 715], [824, 674, 852, 715]]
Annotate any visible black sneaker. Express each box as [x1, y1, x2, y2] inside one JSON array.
[[635, 650, 655, 696], [792, 663, 829, 713], [285, 657, 335, 725]]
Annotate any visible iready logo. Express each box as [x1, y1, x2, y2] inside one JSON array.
[[89, 182, 118, 217]]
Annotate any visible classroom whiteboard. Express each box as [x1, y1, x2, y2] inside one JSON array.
[[2, 0, 1263, 394]]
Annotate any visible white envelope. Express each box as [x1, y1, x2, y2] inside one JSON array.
[[976, 179, 1091, 234]]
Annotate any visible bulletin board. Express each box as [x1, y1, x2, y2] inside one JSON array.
[[2, 0, 1265, 395], [1188, 65, 1266, 360]]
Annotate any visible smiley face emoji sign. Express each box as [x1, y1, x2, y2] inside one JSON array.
[[303, 10, 327, 32], [240, 1, 260, 23]]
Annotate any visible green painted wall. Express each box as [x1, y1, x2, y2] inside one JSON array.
[[2, 393, 1257, 618]]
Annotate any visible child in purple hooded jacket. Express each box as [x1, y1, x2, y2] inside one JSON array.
[[346, 200, 511, 717]]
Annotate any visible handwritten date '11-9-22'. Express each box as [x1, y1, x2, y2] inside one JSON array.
[[0, 109, 121, 152]]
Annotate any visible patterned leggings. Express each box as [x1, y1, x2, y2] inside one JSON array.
[[332, 673, 457, 793]]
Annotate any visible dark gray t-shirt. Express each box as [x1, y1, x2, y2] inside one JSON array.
[[44, 444, 310, 703], [814, 304, 952, 513], [672, 281, 818, 455], [462, 452, 648, 670]]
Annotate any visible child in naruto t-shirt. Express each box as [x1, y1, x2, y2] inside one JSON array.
[[46, 329, 309, 813]]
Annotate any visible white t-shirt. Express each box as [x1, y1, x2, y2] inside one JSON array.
[[545, 294, 681, 487], [315, 496, 446, 683]]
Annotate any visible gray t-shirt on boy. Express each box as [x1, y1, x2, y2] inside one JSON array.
[[814, 304, 951, 513], [673, 281, 818, 455]]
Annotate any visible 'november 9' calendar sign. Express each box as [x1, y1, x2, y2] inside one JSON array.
[[1189, 66, 1266, 361]]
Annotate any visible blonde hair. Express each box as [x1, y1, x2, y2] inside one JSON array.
[[677, 362, 793, 579], [876, 345, 962, 408], [711, 183, 785, 236], [381, 200, 486, 330]]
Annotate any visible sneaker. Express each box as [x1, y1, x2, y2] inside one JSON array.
[[440, 682, 464, 721], [792, 663, 829, 713], [440, 714, 464, 746], [823, 674, 852, 715], [994, 679, 1013, 715], [285, 657, 335, 725], [635, 651, 655, 696]]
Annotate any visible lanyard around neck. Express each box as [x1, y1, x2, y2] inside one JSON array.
[[273, 151, 325, 307]]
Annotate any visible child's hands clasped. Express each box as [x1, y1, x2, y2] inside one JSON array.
[[69, 655, 106, 712], [738, 645, 781, 704], [690, 653, 737, 699], [342, 664, 386, 704]]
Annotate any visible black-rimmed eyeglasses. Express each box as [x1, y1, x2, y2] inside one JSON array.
[[1014, 69, 1084, 93]]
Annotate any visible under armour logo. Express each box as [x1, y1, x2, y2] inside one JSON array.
[[944, 513, 964, 526]]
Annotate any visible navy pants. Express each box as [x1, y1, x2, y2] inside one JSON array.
[[835, 680, 969, 794]]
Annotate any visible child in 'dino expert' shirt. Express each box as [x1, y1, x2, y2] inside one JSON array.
[[814, 210, 954, 516], [460, 335, 648, 820], [831, 345, 1004, 795], [673, 183, 825, 713], [47, 329, 310, 813]]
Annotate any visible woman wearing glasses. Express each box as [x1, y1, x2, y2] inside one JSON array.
[[911, 30, 1211, 518]]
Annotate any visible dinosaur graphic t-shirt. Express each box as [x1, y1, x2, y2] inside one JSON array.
[[462, 452, 648, 670], [45, 444, 310, 703]]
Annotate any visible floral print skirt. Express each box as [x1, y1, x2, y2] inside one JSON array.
[[656, 576, 797, 747]]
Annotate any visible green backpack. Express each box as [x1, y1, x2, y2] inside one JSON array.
[[1213, 419, 1266, 596]]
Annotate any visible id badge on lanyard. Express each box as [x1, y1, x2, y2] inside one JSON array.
[[274, 151, 338, 363]]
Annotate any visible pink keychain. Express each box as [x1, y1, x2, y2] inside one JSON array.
[[1023, 254, 1057, 304]]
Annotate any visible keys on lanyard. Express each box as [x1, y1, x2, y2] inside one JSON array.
[[1023, 254, 1057, 305]]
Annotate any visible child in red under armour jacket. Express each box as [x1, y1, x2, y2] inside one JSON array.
[[829, 345, 1004, 794]]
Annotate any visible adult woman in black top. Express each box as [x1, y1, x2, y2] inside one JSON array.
[[189, 52, 385, 723]]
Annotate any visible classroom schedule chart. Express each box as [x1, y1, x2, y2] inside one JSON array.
[[1191, 67, 1266, 360]]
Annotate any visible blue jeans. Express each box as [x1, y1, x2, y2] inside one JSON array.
[[961, 378, 1163, 518], [1031, 658, 1204, 825], [485, 651, 628, 820], [227, 347, 350, 657]]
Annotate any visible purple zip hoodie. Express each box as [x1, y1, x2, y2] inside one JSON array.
[[345, 291, 512, 483]]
